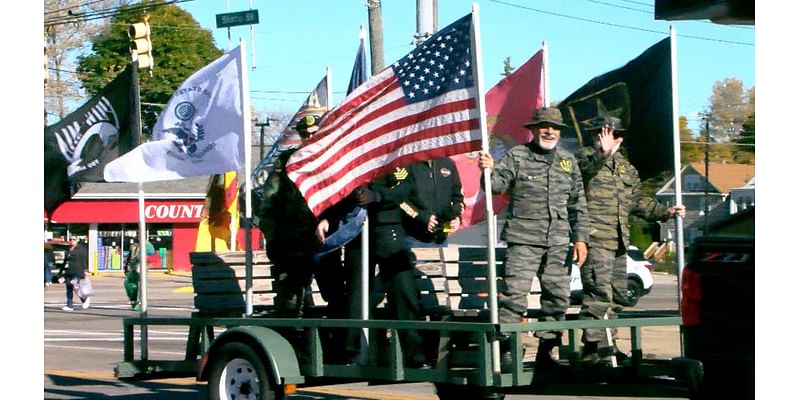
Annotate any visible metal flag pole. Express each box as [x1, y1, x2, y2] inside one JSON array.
[[239, 39, 255, 317], [137, 182, 148, 359], [669, 26, 687, 354], [470, 3, 501, 373]]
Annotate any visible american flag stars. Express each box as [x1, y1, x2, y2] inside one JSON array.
[[392, 16, 473, 104]]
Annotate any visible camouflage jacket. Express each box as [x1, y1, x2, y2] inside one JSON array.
[[255, 149, 319, 259], [488, 143, 589, 247], [577, 145, 670, 250]]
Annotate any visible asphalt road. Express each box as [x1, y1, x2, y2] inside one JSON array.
[[44, 270, 686, 399]]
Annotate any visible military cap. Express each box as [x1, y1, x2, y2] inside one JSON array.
[[294, 114, 321, 136], [583, 115, 626, 132], [523, 107, 568, 128]]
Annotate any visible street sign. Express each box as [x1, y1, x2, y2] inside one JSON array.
[[215, 10, 259, 28]]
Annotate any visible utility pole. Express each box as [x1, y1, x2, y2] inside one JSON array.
[[254, 118, 271, 160], [366, 0, 384, 74], [702, 114, 710, 233]]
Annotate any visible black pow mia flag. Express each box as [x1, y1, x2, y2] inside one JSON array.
[[44, 64, 140, 216], [559, 37, 673, 181]]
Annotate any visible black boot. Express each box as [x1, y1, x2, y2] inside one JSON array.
[[535, 339, 560, 370], [581, 341, 600, 365]]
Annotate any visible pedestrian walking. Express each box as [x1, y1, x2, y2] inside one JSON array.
[[62, 237, 91, 311], [478, 107, 589, 370], [124, 238, 155, 311]]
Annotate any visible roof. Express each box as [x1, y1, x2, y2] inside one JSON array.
[[72, 146, 268, 199], [687, 162, 755, 194]]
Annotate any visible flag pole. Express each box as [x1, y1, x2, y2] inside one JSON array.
[[542, 40, 549, 106], [131, 58, 149, 359], [471, 2, 501, 374], [669, 26, 686, 354], [239, 39, 255, 317]]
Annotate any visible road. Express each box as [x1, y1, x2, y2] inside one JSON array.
[[44, 270, 685, 399]]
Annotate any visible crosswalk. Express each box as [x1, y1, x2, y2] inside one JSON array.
[[43, 301, 194, 312]]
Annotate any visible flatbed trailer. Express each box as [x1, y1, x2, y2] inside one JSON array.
[[115, 312, 702, 399]]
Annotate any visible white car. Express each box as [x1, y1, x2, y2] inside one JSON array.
[[570, 246, 655, 307]]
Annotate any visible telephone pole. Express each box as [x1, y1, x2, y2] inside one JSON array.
[[366, 0, 384, 74]]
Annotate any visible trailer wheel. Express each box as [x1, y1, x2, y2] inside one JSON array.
[[207, 342, 282, 400], [434, 383, 505, 400]]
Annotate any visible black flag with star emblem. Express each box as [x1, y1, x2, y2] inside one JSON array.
[[44, 64, 140, 217], [559, 37, 672, 181]]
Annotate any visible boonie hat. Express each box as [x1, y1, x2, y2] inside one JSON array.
[[583, 115, 626, 132], [523, 107, 568, 128]]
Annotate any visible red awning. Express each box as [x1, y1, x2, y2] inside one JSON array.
[[48, 199, 205, 224]]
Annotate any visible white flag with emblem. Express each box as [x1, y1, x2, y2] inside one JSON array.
[[104, 46, 245, 182]]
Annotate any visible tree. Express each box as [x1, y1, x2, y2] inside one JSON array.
[[44, 0, 127, 123], [76, 0, 223, 137], [679, 115, 704, 163], [734, 87, 755, 164], [707, 77, 753, 143]]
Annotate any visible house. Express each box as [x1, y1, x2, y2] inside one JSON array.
[[656, 162, 755, 244]]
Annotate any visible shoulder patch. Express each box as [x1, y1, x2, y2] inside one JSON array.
[[393, 167, 408, 181], [559, 159, 572, 173]]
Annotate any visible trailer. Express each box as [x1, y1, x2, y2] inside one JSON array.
[[114, 249, 703, 399]]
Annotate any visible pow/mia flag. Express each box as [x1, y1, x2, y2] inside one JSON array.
[[44, 64, 140, 216]]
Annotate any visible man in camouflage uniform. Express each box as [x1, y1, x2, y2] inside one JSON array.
[[576, 115, 685, 364], [478, 107, 589, 368]]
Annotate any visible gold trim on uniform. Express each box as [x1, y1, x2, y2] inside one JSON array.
[[399, 202, 419, 218], [560, 159, 572, 173], [393, 167, 408, 180], [616, 164, 626, 175]]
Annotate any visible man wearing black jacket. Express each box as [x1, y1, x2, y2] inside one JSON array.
[[401, 158, 465, 244]]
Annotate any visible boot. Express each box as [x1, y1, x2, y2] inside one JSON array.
[[534, 339, 560, 370], [581, 341, 600, 365]]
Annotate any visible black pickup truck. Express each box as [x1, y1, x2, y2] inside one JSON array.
[[681, 235, 755, 399]]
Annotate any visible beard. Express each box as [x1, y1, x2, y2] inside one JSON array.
[[536, 139, 558, 150]]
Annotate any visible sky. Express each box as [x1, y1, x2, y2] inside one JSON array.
[[177, 0, 755, 134]]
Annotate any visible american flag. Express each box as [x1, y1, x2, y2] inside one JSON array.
[[286, 14, 481, 216]]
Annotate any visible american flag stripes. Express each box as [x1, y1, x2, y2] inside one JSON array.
[[286, 14, 481, 217]]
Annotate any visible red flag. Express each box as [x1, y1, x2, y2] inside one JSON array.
[[452, 49, 545, 228], [206, 171, 239, 247], [286, 15, 481, 217]]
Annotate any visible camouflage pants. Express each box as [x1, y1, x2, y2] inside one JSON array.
[[500, 244, 570, 340], [579, 247, 626, 343]]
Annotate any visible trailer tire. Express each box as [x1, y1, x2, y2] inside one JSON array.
[[434, 383, 505, 400], [207, 341, 283, 400]]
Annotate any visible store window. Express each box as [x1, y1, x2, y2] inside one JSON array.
[[96, 224, 175, 271]]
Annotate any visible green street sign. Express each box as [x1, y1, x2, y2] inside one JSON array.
[[216, 10, 259, 28]]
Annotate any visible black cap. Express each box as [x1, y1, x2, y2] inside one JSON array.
[[583, 115, 626, 132], [294, 114, 321, 137]]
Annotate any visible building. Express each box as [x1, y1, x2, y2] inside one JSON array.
[[656, 161, 755, 243], [45, 148, 269, 273]]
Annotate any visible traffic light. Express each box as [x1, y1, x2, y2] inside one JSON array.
[[128, 18, 153, 69]]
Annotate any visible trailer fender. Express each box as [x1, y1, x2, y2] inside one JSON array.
[[198, 326, 304, 385]]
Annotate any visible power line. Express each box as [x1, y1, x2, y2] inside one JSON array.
[[487, 0, 754, 46], [45, 0, 194, 27]]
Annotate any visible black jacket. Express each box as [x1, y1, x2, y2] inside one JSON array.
[[65, 242, 88, 278], [366, 167, 414, 258], [402, 158, 464, 243]]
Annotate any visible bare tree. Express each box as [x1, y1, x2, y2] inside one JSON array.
[[44, 0, 127, 124]]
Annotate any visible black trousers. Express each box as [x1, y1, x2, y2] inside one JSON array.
[[372, 249, 426, 365]]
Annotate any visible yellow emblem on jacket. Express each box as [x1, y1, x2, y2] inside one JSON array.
[[560, 159, 572, 173], [393, 167, 408, 180], [616, 164, 626, 175]]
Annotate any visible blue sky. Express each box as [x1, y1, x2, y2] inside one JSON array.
[[178, 0, 754, 134]]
